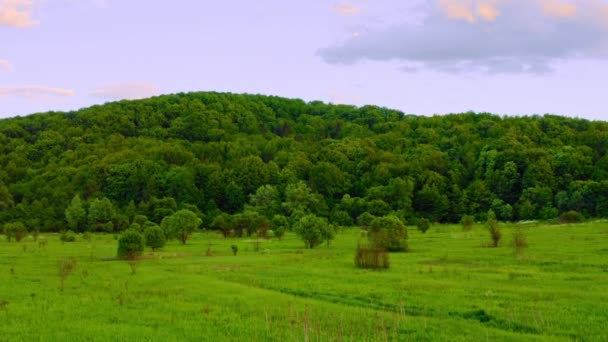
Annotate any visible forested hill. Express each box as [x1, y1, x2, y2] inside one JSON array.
[[1, 92, 608, 232]]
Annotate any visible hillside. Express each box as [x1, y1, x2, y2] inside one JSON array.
[[1, 92, 607, 232]]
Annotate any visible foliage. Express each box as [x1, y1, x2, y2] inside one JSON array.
[[368, 215, 408, 252], [486, 209, 501, 248], [231, 245, 238, 256], [88, 198, 115, 232], [271, 214, 289, 240], [117, 229, 145, 259], [65, 195, 87, 232], [293, 214, 334, 249], [354, 245, 389, 269], [143, 225, 166, 251], [512, 226, 528, 255], [416, 218, 431, 233], [461, 215, 475, 231], [59, 230, 77, 242], [559, 210, 585, 224], [160, 209, 202, 244], [4, 222, 28, 242]]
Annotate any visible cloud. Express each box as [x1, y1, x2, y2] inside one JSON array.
[[333, 3, 362, 15], [0, 85, 75, 98], [318, 0, 608, 74], [90, 82, 159, 100], [0, 0, 38, 28], [0, 59, 12, 71]]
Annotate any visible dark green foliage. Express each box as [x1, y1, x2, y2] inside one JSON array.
[[416, 218, 431, 233], [354, 245, 389, 269], [59, 230, 77, 242], [117, 230, 145, 259], [143, 225, 166, 251], [0, 92, 608, 234], [357, 212, 375, 228], [4, 222, 28, 242], [293, 214, 334, 249], [231, 245, 238, 256], [461, 215, 475, 231], [368, 215, 408, 252], [160, 209, 201, 244], [559, 210, 585, 224], [211, 213, 233, 237]]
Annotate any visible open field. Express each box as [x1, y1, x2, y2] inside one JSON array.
[[1, 222, 608, 341]]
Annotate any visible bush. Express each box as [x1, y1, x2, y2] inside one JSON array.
[[271, 215, 288, 240], [4, 222, 28, 242], [59, 230, 77, 242], [357, 212, 375, 228], [117, 230, 145, 259], [368, 215, 408, 252], [486, 210, 501, 248], [293, 214, 334, 249], [355, 245, 389, 269], [461, 215, 475, 231], [416, 218, 431, 233], [559, 210, 585, 224], [128, 223, 142, 232], [231, 245, 238, 256], [143, 225, 166, 251], [512, 226, 528, 255]]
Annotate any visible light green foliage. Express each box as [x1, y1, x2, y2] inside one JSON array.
[[4, 222, 27, 242], [293, 214, 334, 248], [117, 229, 145, 259], [369, 215, 408, 252], [249, 185, 281, 218], [143, 225, 166, 251], [160, 209, 202, 244], [65, 195, 87, 232]]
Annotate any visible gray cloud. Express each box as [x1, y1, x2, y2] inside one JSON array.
[[318, 0, 608, 74]]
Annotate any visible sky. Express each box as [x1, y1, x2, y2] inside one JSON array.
[[1, 0, 607, 120]]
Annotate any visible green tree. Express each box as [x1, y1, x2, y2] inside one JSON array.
[[4, 222, 28, 242], [160, 209, 202, 244], [144, 224, 166, 251], [117, 229, 145, 259], [88, 197, 116, 232], [65, 195, 87, 232], [293, 214, 334, 249], [368, 215, 408, 252], [271, 214, 289, 240]]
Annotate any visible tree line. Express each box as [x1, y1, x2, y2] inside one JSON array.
[[1, 91, 607, 235]]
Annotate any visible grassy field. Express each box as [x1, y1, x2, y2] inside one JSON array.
[[1, 222, 607, 341]]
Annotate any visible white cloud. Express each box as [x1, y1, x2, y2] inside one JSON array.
[[0, 85, 75, 97], [90, 82, 159, 100], [319, 0, 608, 74], [0, 59, 12, 71], [0, 0, 38, 28]]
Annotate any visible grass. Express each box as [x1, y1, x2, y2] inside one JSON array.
[[1, 222, 607, 341]]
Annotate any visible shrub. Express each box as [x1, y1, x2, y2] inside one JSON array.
[[416, 218, 431, 233], [354, 245, 389, 269], [82, 232, 92, 241], [161, 209, 201, 244], [461, 215, 475, 231], [143, 225, 166, 251], [231, 245, 238, 256], [128, 223, 142, 232], [368, 215, 408, 252], [58, 258, 77, 291], [4, 222, 28, 242], [559, 210, 585, 224], [293, 214, 334, 249], [59, 230, 77, 242], [512, 226, 528, 255], [271, 215, 288, 240], [486, 209, 501, 247], [117, 230, 145, 259], [357, 212, 375, 228]]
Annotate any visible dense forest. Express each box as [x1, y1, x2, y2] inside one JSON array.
[[1, 92, 607, 234]]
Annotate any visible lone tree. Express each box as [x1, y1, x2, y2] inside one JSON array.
[[117, 229, 145, 259], [4, 222, 28, 242], [416, 218, 431, 233], [368, 215, 408, 252], [293, 214, 334, 249], [161, 209, 201, 244], [143, 224, 166, 251]]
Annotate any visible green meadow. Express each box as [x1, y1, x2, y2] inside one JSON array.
[[1, 222, 607, 341]]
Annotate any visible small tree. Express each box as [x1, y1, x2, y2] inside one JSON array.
[[144, 225, 166, 251], [369, 215, 408, 252], [487, 209, 501, 247], [293, 214, 334, 249], [117, 230, 145, 259], [416, 218, 431, 233], [461, 215, 475, 231], [65, 194, 87, 232], [357, 212, 375, 228], [211, 213, 233, 238], [4, 222, 28, 242], [271, 214, 289, 240], [161, 209, 201, 244]]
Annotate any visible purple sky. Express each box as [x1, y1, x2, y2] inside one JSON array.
[[1, 0, 607, 120]]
